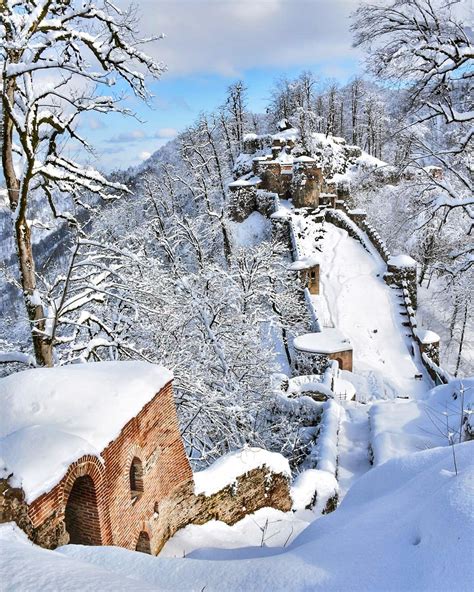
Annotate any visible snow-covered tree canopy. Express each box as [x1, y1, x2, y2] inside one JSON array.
[[353, 0, 472, 121], [0, 0, 165, 366], [352, 0, 473, 226]]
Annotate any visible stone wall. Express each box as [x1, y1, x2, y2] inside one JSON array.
[[151, 467, 292, 554], [292, 163, 323, 209], [329, 349, 353, 372], [384, 260, 417, 308], [398, 284, 449, 385], [293, 349, 330, 376], [0, 479, 34, 541], [228, 186, 258, 222], [258, 162, 292, 197]]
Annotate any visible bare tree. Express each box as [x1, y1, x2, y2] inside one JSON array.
[[352, 0, 473, 231], [1, 0, 165, 365]]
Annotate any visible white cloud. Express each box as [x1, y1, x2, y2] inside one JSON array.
[[107, 127, 177, 143], [156, 127, 178, 138], [86, 116, 106, 130], [117, 0, 361, 77], [139, 151, 152, 160]]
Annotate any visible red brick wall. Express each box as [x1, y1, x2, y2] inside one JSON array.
[[27, 379, 193, 551], [21, 380, 291, 556], [65, 475, 102, 545], [101, 380, 192, 551]]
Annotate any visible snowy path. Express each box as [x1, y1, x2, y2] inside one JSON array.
[[317, 224, 430, 400], [337, 403, 371, 499]]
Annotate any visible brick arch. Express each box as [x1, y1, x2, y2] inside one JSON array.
[[133, 521, 153, 555], [60, 455, 112, 545], [135, 531, 151, 554], [65, 474, 101, 545]]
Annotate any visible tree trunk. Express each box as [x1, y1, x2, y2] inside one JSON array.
[[3, 80, 53, 366], [15, 214, 54, 366], [454, 302, 468, 377]]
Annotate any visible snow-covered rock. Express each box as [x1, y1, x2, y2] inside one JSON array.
[[193, 447, 291, 496]]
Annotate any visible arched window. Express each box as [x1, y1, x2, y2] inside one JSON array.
[[129, 457, 144, 498], [65, 475, 101, 545], [135, 531, 151, 554]]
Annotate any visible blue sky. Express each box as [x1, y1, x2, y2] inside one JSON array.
[[79, 0, 363, 170]]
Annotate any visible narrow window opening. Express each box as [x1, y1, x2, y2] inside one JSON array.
[[129, 457, 144, 498]]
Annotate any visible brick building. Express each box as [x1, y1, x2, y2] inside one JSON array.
[[293, 329, 353, 374], [0, 362, 193, 555], [1, 362, 293, 556]]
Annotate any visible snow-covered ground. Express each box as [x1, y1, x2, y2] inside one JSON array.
[[336, 402, 371, 498], [2, 442, 472, 592], [155, 214, 472, 565]]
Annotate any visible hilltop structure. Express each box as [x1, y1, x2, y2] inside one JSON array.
[[228, 124, 446, 387]]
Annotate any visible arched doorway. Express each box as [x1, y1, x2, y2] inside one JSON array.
[[135, 531, 151, 554], [65, 475, 102, 545]]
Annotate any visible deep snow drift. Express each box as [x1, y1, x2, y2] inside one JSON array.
[[1, 443, 472, 591]]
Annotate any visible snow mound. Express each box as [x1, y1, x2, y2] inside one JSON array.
[[19, 443, 470, 592], [193, 447, 291, 496], [0, 361, 172, 502], [229, 211, 270, 248], [160, 506, 311, 558], [370, 378, 474, 465], [291, 469, 338, 512], [0, 523, 157, 592], [415, 328, 440, 344], [288, 255, 320, 271], [387, 254, 417, 267]]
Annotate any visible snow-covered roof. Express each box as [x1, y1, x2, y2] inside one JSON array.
[[288, 256, 320, 271], [228, 176, 261, 188], [272, 127, 299, 142], [415, 329, 440, 344], [0, 361, 173, 503], [274, 151, 294, 165], [387, 254, 417, 268], [294, 155, 317, 163], [294, 329, 352, 354]]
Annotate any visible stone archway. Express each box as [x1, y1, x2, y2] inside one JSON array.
[[65, 474, 102, 545], [135, 531, 151, 554]]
